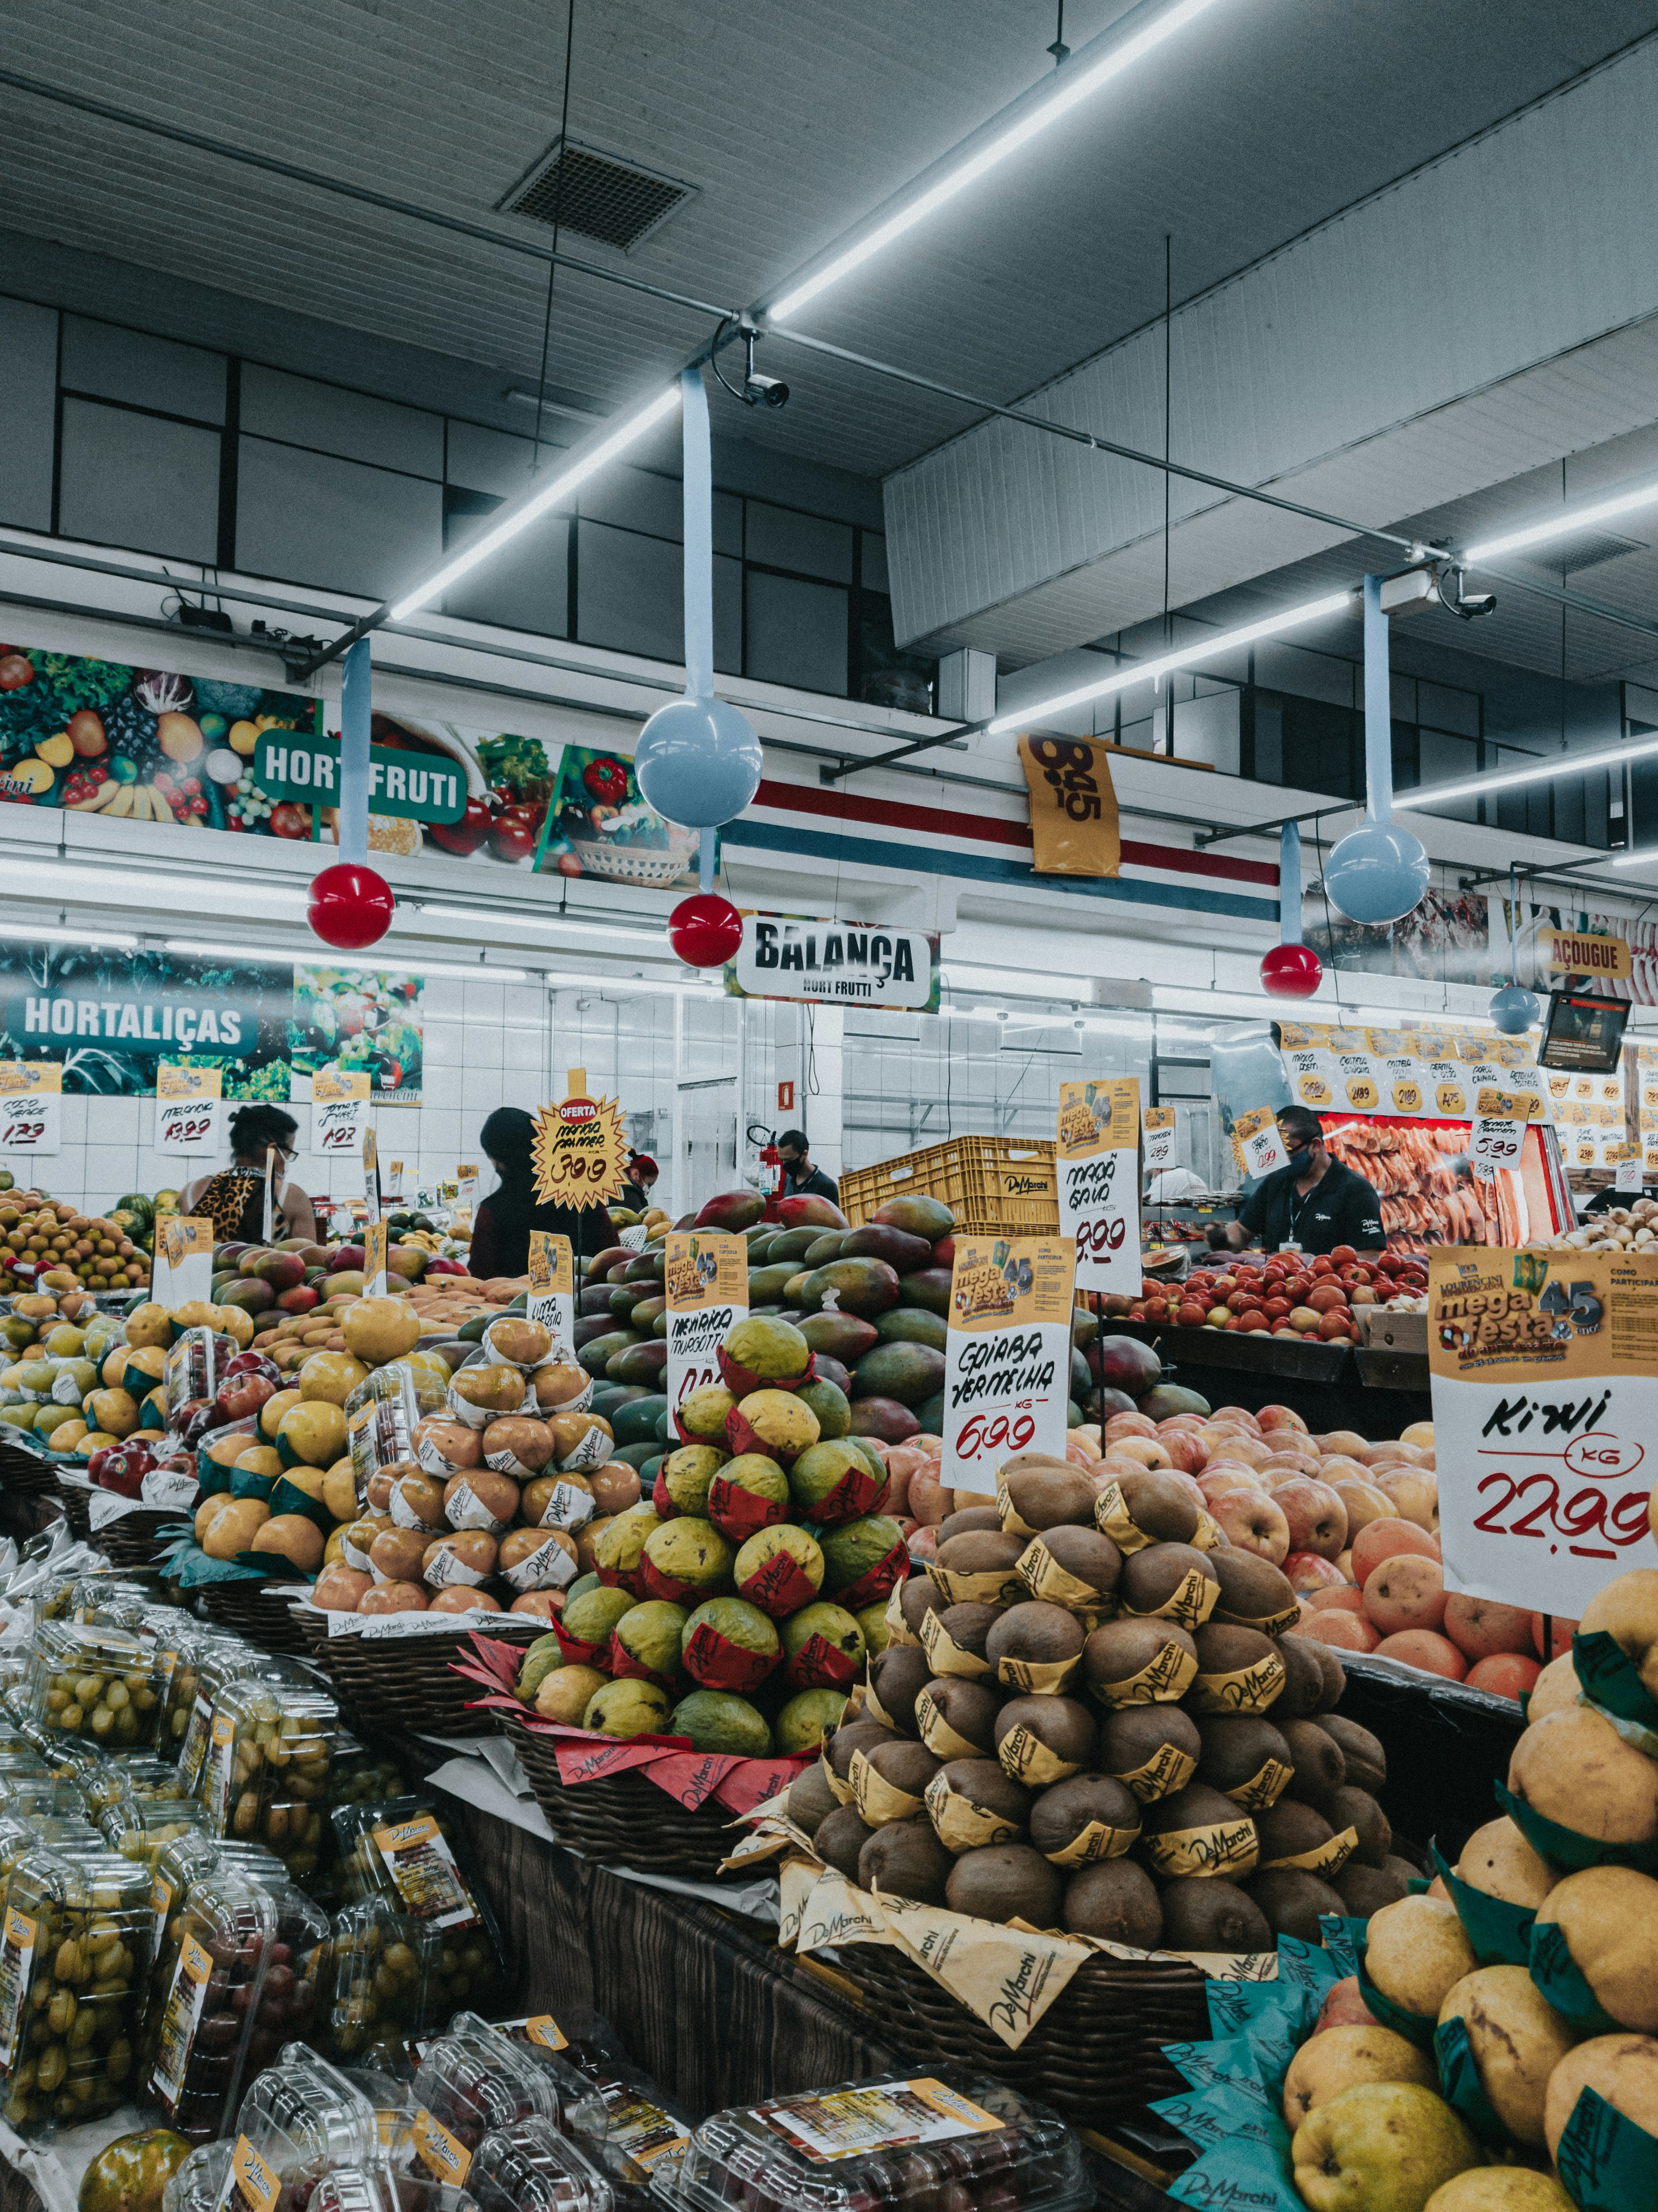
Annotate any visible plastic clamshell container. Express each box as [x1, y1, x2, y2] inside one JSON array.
[[238, 1868, 328, 2085], [331, 1800, 507, 2019], [138, 1839, 287, 2079], [24, 1620, 166, 1749], [313, 2170, 479, 2212], [0, 1843, 153, 2135], [673, 2073, 1091, 2212], [99, 1792, 215, 1870], [203, 1677, 337, 1880], [470, 2116, 615, 2212], [144, 1870, 273, 2143], [325, 1737, 410, 1814], [341, 2062, 417, 2171], [447, 2011, 601, 2135], [152, 1623, 232, 1761], [75, 1753, 193, 1819], [161, 2139, 230, 2212], [328, 1896, 428, 2069], [219, 2042, 380, 2201], [410, 2020, 571, 2168], [175, 1645, 296, 1796]]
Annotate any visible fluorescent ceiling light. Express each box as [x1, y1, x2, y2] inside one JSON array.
[[1401, 730, 1658, 812], [985, 591, 1353, 737], [503, 389, 606, 425], [768, 0, 1225, 322], [162, 937, 532, 983], [1333, 1003, 1495, 1029], [0, 860, 308, 911], [417, 904, 665, 947], [1611, 845, 1658, 869], [0, 922, 138, 950], [389, 385, 682, 622], [1462, 479, 1658, 566], [1151, 986, 1285, 1021]]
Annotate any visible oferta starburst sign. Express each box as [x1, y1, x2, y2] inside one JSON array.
[[532, 1071, 629, 1209]]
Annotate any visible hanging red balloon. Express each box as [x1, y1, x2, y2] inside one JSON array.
[[1259, 941, 1323, 998], [668, 892, 743, 968], [309, 861, 395, 951]]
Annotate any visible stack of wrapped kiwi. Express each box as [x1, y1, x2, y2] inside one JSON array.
[[787, 1458, 1420, 1952]]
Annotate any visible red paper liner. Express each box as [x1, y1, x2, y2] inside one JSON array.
[[716, 1346, 816, 1399], [595, 1562, 649, 1599], [783, 1633, 859, 1693], [651, 1472, 678, 1519], [636, 1555, 705, 1607], [552, 1621, 606, 1668], [833, 1541, 910, 1616], [736, 1550, 822, 1620], [797, 1462, 883, 1529], [715, 1754, 810, 1814], [472, 1680, 811, 1806], [705, 1474, 789, 1542], [673, 1408, 730, 1447], [682, 1620, 780, 1694], [605, 1631, 682, 1690], [722, 1407, 813, 1464]]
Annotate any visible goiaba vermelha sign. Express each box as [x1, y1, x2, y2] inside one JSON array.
[[729, 915, 940, 1011], [252, 733, 466, 825]]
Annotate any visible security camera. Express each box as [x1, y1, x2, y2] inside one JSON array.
[[714, 322, 790, 411], [1437, 565, 1497, 622]]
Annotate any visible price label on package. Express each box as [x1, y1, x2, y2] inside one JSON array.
[[1469, 1115, 1523, 1183], [0, 1064, 61, 1157], [363, 1221, 389, 1297], [527, 1232, 575, 1357], [1142, 1107, 1177, 1173], [153, 1217, 214, 1308], [312, 1066, 371, 1158], [1233, 1106, 1288, 1180]]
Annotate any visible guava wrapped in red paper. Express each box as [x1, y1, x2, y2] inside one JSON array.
[[680, 1596, 780, 1695], [733, 1524, 825, 1620], [716, 1316, 815, 1400], [786, 1439, 888, 1528]]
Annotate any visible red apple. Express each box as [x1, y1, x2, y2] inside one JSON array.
[[87, 1443, 154, 1498], [1198, 1469, 1264, 1511], [427, 1257, 468, 1276], [1363, 1553, 1446, 1636], [215, 1373, 277, 1424], [1103, 1412, 1158, 1443], [1304, 1586, 1367, 1615], [1273, 1477, 1349, 1561], [1210, 1489, 1291, 1564], [1159, 1431, 1209, 1476], [1373, 1628, 1466, 1680], [1285, 1551, 1347, 1593], [1257, 1403, 1310, 1435], [1465, 1653, 1541, 1700], [1442, 1593, 1534, 1663], [1375, 1468, 1439, 1533], [223, 1351, 282, 1383], [1329, 1478, 1394, 1540], [1350, 1516, 1440, 1586]]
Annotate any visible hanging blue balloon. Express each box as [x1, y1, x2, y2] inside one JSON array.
[[1323, 820, 1431, 926], [634, 695, 763, 830], [1489, 982, 1540, 1034]]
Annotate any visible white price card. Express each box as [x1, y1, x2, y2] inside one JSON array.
[[0, 1064, 61, 1157], [1469, 1115, 1524, 1183], [941, 1235, 1077, 1504], [527, 1232, 575, 1359], [1142, 1107, 1177, 1173], [312, 1066, 371, 1159], [152, 1217, 214, 1308], [1056, 1079, 1141, 1298], [1616, 1158, 1645, 1192], [1233, 1106, 1289, 1180]]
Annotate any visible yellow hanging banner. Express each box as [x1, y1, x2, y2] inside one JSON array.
[[1018, 735, 1120, 877]]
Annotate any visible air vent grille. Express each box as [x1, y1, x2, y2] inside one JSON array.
[[499, 140, 692, 252], [1521, 529, 1648, 576]]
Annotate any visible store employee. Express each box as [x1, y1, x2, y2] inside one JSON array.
[[1207, 1106, 1386, 1258]]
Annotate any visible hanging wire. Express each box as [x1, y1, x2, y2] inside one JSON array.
[[531, 0, 579, 475]]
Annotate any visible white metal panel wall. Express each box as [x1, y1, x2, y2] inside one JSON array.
[[886, 36, 1658, 645]]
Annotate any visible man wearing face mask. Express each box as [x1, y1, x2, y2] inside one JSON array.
[[1207, 1105, 1386, 1258]]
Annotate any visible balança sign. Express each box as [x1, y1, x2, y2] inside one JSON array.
[[725, 912, 940, 1011]]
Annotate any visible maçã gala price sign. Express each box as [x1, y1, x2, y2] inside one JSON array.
[[942, 1234, 1077, 1504], [1056, 1077, 1141, 1297], [1428, 1246, 1658, 1618], [527, 1232, 576, 1360], [664, 1231, 748, 1417]]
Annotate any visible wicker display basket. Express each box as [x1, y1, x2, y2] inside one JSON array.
[[198, 1578, 313, 1658], [0, 1441, 59, 1504], [51, 1471, 92, 1542], [94, 1507, 188, 1572], [844, 1941, 1209, 2132], [317, 1617, 546, 1737], [501, 1707, 742, 1880]]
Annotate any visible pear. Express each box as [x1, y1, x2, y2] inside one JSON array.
[[1282, 2023, 1435, 2129], [1543, 2032, 1658, 2164], [1508, 1706, 1658, 1845], [1437, 1967, 1575, 2147], [1453, 1816, 1554, 1911], [1534, 1864, 1658, 2033], [1423, 2175, 1575, 2212], [1364, 1894, 1477, 2019], [1293, 2082, 1478, 2212]]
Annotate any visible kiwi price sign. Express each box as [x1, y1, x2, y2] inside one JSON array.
[[1428, 1246, 1658, 1617], [1056, 1078, 1142, 1296], [941, 1234, 1078, 1502], [665, 1231, 749, 1415]]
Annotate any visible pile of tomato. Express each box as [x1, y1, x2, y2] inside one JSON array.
[[1113, 1244, 1430, 1342]]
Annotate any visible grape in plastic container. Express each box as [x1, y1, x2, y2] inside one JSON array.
[[139, 1837, 286, 2076], [328, 1896, 428, 2071], [238, 1866, 328, 2083], [410, 2018, 598, 2175], [502, 2013, 693, 2212], [672, 2072, 1092, 2212], [165, 1327, 232, 1418], [25, 1619, 167, 1748], [144, 1868, 274, 2142], [329, 1798, 506, 2021], [214, 2043, 380, 2211], [153, 1620, 236, 1759], [202, 1676, 337, 1879], [346, 1363, 449, 1494], [470, 2115, 614, 2212], [0, 1841, 153, 2134], [75, 1752, 193, 1820], [176, 1646, 299, 1798], [100, 1788, 216, 1873], [312, 2168, 480, 2212]]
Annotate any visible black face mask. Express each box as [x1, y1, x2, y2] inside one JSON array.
[[1283, 1139, 1314, 1166]]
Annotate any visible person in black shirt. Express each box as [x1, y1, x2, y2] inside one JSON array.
[[466, 1107, 618, 1279], [1208, 1106, 1385, 1257], [777, 1129, 839, 1205]]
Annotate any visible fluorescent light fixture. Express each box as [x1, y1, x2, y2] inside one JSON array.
[[1462, 478, 1658, 566], [503, 389, 606, 425], [162, 937, 532, 983], [389, 384, 682, 622], [1151, 985, 1286, 1021], [768, 0, 1225, 322], [985, 592, 1353, 737], [1401, 730, 1658, 812], [1333, 1003, 1495, 1029], [416, 904, 665, 947], [1611, 845, 1658, 869], [0, 922, 138, 950], [0, 859, 308, 910]]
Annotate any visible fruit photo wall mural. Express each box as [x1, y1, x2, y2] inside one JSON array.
[[0, 643, 700, 883], [0, 941, 424, 1099]]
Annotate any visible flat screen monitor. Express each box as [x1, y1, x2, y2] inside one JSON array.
[[1538, 990, 1630, 1073]]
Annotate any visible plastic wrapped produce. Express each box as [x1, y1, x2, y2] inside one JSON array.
[[138, 1839, 285, 2077], [331, 1800, 506, 2021], [408, 2019, 588, 2187], [313, 2171, 479, 2212], [203, 1678, 336, 1879], [674, 2073, 1091, 2212], [347, 1364, 447, 1494], [74, 1753, 192, 1821], [153, 1623, 235, 1762], [24, 1620, 166, 1748], [214, 2043, 379, 2210], [238, 1868, 327, 2082], [0, 1843, 152, 2133], [99, 1791, 215, 1873], [176, 1646, 294, 1797], [445, 2013, 601, 2137], [469, 2117, 613, 2212], [328, 1897, 427, 2070], [144, 1870, 274, 2142], [161, 2138, 230, 2212]]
